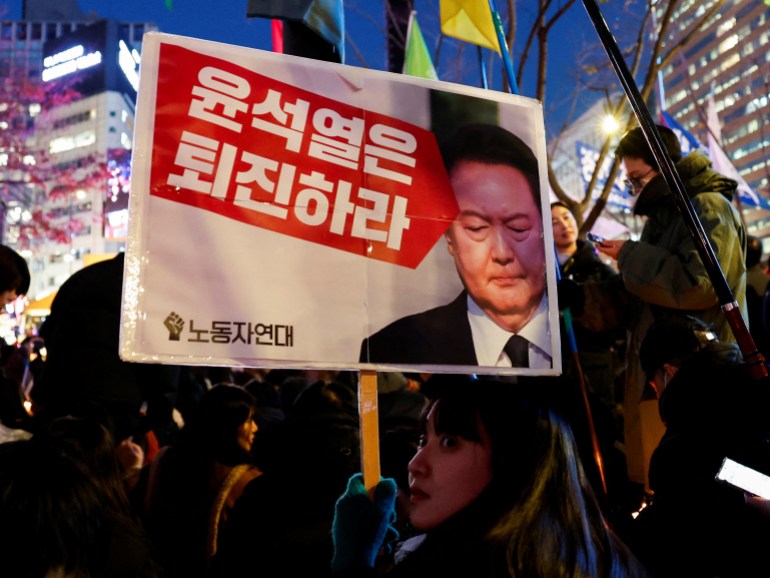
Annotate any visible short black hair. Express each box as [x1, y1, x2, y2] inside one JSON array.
[[550, 201, 574, 215], [639, 314, 718, 378], [0, 245, 30, 296], [615, 124, 682, 166], [440, 124, 541, 213]]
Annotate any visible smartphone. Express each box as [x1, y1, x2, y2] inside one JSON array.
[[586, 232, 606, 244], [715, 457, 770, 499]]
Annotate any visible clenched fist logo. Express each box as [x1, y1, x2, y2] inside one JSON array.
[[164, 312, 185, 341]]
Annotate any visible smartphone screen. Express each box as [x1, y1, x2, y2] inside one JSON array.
[[586, 232, 605, 244], [715, 457, 770, 499]]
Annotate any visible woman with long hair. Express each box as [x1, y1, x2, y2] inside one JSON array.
[[140, 383, 261, 578], [332, 376, 650, 577]]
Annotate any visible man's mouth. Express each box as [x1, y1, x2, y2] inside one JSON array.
[[490, 275, 521, 285]]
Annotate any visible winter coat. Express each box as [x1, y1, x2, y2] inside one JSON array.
[[559, 240, 624, 410], [629, 343, 770, 577], [578, 150, 747, 483]]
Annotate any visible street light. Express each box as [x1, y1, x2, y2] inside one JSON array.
[[601, 114, 621, 136]]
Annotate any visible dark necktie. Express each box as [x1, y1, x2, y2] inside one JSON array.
[[504, 335, 530, 368]]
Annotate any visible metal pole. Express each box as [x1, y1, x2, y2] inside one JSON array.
[[478, 46, 489, 89], [581, 0, 766, 379], [554, 248, 608, 497], [487, 0, 519, 95]]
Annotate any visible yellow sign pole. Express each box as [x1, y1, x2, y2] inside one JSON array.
[[358, 369, 381, 491]]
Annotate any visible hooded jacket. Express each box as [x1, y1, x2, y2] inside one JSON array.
[[578, 150, 747, 483]]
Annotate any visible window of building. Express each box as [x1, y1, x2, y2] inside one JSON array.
[[717, 34, 739, 53], [716, 17, 736, 37], [49, 130, 96, 155], [720, 53, 739, 73], [45, 23, 57, 41]]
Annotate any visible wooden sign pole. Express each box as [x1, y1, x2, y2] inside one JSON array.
[[358, 369, 381, 491]]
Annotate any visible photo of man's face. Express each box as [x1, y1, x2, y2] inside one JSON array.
[[446, 160, 546, 333]]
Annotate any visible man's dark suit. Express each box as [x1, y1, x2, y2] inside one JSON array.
[[360, 292, 478, 365]]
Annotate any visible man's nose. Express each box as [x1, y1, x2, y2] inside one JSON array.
[[491, 225, 515, 263]]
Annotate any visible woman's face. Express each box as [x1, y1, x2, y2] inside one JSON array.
[[407, 405, 493, 531], [551, 204, 578, 252], [237, 413, 258, 453]]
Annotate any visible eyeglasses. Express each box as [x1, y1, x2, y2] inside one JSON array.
[[624, 167, 656, 193]]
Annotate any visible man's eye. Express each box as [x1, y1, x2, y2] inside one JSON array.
[[465, 225, 488, 233]]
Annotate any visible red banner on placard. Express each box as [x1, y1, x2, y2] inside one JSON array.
[[149, 44, 458, 269]]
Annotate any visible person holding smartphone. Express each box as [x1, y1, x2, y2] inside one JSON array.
[[559, 125, 748, 493], [551, 202, 623, 407], [625, 314, 770, 577]]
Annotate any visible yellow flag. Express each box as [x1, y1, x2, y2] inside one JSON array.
[[440, 0, 500, 53]]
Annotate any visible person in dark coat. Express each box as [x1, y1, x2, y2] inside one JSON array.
[[210, 380, 361, 578], [627, 314, 770, 577], [0, 244, 30, 307], [29, 253, 179, 444], [552, 201, 623, 407]]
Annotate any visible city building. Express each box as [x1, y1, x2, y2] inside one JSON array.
[[659, 0, 770, 239], [0, 0, 156, 308], [551, 1, 770, 245]]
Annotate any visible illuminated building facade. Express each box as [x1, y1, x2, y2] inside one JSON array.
[[660, 1, 770, 197], [0, 2, 155, 302]]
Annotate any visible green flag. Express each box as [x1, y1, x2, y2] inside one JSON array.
[[403, 11, 438, 80]]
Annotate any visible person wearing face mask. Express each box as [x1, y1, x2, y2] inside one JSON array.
[[330, 376, 651, 578], [559, 125, 747, 490]]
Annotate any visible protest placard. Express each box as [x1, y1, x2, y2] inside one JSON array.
[[120, 32, 560, 375]]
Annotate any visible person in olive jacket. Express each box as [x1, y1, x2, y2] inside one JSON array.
[[562, 125, 747, 488]]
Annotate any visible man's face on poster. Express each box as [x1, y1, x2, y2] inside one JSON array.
[[446, 161, 546, 333]]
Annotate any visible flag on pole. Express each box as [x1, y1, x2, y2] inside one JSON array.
[[247, 0, 344, 61], [303, 0, 345, 61], [660, 107, 770, 210], [706, 93, 722, 144], [704, 94, 769, 210], [271, 19, 284, 53], [403, 11, 438, 80], [440, 0, 500, 53]]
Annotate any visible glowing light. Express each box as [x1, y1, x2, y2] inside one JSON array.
[[42, 44, 102, 82], [601, 114, 621, 135]]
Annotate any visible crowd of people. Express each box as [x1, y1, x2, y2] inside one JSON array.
[[2, 123, 770, 578]]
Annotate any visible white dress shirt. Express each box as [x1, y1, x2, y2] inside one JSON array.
[[467, 294, 552, 368]]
